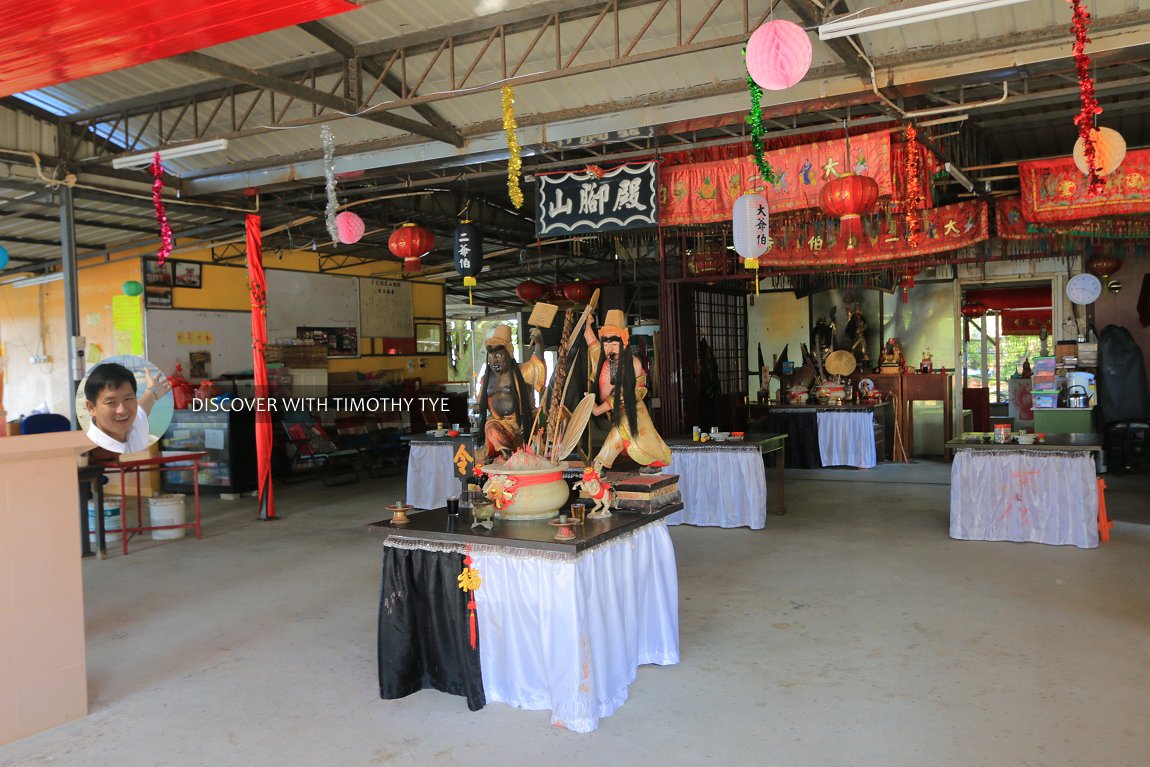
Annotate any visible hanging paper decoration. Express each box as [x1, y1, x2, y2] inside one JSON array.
[[562, 282, 593, 303], [1073, 126, 1126, 177], [458, 545, 481, 649], [453, 221, 483, 304], [904, 124, 923, 247], [1069, 0, 1104, 196], [0, 245, 8, 269], [335, 211, 365, 244], [732, 193, 769, 295], [388, 223, 434, 273], [502, 86, 524, 209], [321, 125, 340, 243], [745, 73, 775, 185], [1086, 253, 1121, 279], [745, 20, 811, 91], [122, 280, 143, 296], [515, 279, 544, 303], [151, 153, 174, 266], [819, 174, 879, 247]]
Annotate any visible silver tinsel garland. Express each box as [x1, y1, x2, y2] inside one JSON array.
[[321, 125, 339, 245]]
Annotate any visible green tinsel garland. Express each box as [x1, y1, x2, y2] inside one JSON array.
[[746, 75, 776, 186]]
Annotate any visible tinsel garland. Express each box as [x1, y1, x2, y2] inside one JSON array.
[[746, 74, 776, 186], [904, 124, 922, 247], [502, 86, 524, 209], [151, 153, 174, 266], [1069, 0, 1104, 196], [321, 125, 340, 243]]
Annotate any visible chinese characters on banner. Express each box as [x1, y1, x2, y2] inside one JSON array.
[[535, 161, 658, 236], [1018, 147, 1150, 223], [760, 200, 989, 269], [659, 131, 893, 226]]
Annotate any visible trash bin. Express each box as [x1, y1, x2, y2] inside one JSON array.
[[148, 494, 186, 540]]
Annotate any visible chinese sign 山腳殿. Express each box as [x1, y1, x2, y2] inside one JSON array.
[[535, 161, 658, 236]]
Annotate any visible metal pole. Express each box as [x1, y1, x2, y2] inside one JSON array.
[[60, 185, 82, 427]]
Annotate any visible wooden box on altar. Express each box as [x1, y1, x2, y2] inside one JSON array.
[[580, 472, 681, 514]]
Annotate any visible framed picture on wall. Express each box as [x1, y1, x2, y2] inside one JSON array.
[[143, 258, 173, 286], [172, 261, 202, 288], [145, 285, 173, 309]]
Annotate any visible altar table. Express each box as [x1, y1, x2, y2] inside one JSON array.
[[946, 434, 1103, 549], [403, 434, 477, 509], [663, 433, 786, 528], [371, 506, 680, 732], [765, 403, 885, 469]]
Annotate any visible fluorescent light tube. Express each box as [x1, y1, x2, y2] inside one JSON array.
[[11, 272, 64, 288], [111, 139, 229, 170], [945, 162, 975, 192], [819, 0, 1030, 40]]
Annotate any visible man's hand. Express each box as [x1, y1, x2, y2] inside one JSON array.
[[528, 326, 542, 343], [144, 369, 171, 399]]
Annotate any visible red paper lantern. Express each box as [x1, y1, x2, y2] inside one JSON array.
[[562, 282, 593, 303], [515, 279, 544, 303], [1086, 254, 1121, 279], [961, 302, 988, 318], [388, 223, 434, 273], [819, 173, 879, 248]]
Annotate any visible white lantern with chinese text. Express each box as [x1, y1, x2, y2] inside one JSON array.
[[732, 193, 769, 294]]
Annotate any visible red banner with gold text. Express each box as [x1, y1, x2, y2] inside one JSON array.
[[1019, 148, 1150, 222], [659, 131, 892, 225], [761, 200, 988, 269]]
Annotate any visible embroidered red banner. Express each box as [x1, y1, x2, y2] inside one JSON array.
[[761, 200, 989, 269], [1019, 148, 1150, 222], [659, 131, 892, 225], [996, 196, 1031, 240]]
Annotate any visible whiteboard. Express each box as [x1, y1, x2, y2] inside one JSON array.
[[266, 270, 360, 341], [360, 278, 413, 338], [145, 309, 253, 377]]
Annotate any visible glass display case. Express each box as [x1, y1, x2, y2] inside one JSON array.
[[161, 409, 257, 494]]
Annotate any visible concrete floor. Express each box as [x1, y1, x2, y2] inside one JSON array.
[[3, 460, 1149, 767]]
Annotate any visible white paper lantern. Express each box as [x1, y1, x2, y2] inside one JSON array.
[[732, 193, 770, 267]]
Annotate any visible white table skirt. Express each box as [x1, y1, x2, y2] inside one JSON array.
[[405, 442, 458, 509], [471, 521, 679, 733], [949, 449, 1099, 548], [665, 446, 767, 529], [816, 411, 876, 468]]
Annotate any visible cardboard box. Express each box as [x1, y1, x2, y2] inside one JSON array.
[[105, 440, 162, 497]]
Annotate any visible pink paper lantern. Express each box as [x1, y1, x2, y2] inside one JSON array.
[[746, 20, 812, 91], [336, 211, 365, 244]]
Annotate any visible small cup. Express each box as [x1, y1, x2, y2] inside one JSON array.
[[452, 423, 461, 431], [571, 503, 586, 523], [558, 511, 571, 524], [446, 496, 460, 516]]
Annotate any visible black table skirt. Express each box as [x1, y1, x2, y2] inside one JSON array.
[[378, 545, 485, 711], [764, 411, 822, 469]]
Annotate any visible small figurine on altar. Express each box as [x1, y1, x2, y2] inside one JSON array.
[[919, 346, 934, 374], [574, 459, 615, 518], [584, 309, 672, 471], [879, 337, 904, 374], [477, 324, 546, 462], [845, 303, 870, 363]]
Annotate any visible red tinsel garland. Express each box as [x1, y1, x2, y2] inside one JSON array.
[[151, 153, 174, 265], [1069, 0, 1104, 196], [904, 124, 922, 247]]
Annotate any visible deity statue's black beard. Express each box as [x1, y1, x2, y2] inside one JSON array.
[[608, 357, 618, 385]]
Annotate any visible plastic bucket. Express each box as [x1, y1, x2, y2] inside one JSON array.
[[88, 500, 122, 544], [148, 494, 187, 540]]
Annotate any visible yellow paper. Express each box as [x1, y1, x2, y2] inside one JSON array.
[[112, 295, 144, 356]]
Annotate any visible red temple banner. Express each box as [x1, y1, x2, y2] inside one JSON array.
[[659, 131, 892, 225], [246, 214, 275, 521], [995, 196, 1031, 240], [1018, 148, 1150, 223], [761, 199, 988, 269]]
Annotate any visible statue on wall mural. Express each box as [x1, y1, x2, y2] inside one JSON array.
[[846, 303, 870, 363]]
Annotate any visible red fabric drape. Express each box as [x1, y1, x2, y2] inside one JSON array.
[[246, 214, 275, 520]]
